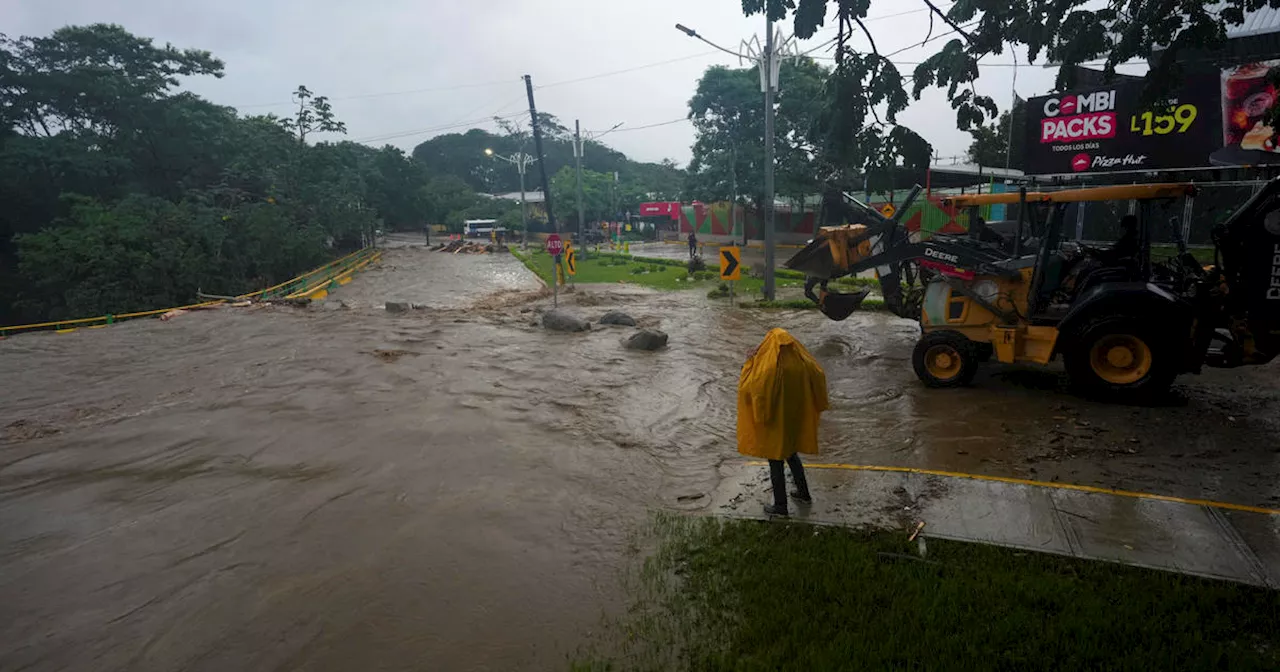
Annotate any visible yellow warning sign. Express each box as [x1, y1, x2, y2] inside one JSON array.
[[719, 246, 741, 281], [880, 203, 896, 219], [565, 245, 577, 276]]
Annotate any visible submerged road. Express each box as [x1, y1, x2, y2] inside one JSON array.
[[2, 244, 1279, 670]]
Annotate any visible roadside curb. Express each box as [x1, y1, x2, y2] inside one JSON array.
[[712, 462, 1280, 587]]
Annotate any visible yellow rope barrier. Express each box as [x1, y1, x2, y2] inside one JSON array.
[[1, 247, 381, 338]]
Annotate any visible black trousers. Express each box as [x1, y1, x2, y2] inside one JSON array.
[[769, 453, 810, 509]]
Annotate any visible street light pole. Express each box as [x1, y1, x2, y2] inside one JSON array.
[[574, 120, 586, 245], [675, 20, 795, 300], [485, 148, 537, 246], [762, 16, 776, 301]]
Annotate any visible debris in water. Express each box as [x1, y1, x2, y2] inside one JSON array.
[[371, 349, 417, 363], [624, 329, 668, 351], [599, 311, 637, 327], [543, 310, 591, 332]]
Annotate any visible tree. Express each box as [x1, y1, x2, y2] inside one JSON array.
[[278, 85, 346, 144], [0, 25, 434, 325], [0, 24, 224, 139], [411, 118, 684, 200], [685, 58, 828, 206], [748, 0, 1275, 178], [967, 99, 1026, 169], [551, 166, 613, 229], [422, 175, 479, 226]]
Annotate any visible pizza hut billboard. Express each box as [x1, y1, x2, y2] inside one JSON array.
[[1024, 76, 1221, 175], [1024, 62, 1280, 175]]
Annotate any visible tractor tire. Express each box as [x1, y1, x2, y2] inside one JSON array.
[[912, 331, 980, 388], [1063, 316, 1177, 401]]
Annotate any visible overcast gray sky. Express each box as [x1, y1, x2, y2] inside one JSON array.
[[7, 0, 1149, 167]]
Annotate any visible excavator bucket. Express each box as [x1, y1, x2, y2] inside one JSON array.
[[818, 287, 871, 321], [784, 224, 874, 278], [785, 236, 841, 278]]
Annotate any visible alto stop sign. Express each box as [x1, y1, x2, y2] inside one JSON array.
[[546, 234, 564, 256]]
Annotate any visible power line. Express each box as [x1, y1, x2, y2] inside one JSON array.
[[354, 110, 527, 144], [598, 118, 690, 133], [535, 51, 721, 89], [235, 79, 514, 110]]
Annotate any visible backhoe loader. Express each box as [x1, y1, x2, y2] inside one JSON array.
[[786, 181, 1280, 399]]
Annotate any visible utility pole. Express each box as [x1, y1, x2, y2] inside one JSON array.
[[574, 120, 586, 244], [673, 20, 797, 299], [485, 148, 535, 246], [518, 162, 528, 245], [730, 143, 741, 245], [524, 75, 556, 232], [762, 16, 777, 301]]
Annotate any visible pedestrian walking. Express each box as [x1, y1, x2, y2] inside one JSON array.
[[737, 328, 829, 516], [688, 231, 698, 259]]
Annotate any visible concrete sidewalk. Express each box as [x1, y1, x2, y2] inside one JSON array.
[[710, 463, 1280, 587]]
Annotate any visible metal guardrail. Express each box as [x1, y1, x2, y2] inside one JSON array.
[[0, 247, 381, 338]]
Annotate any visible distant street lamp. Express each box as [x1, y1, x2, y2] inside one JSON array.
[[572, 120, 623, 243], [674, 20, 799, 300], [485, 148, 537, 245]]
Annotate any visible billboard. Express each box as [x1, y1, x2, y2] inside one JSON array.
[[1024, 61, 1280, 175]]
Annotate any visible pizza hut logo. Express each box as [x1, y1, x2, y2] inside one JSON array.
[[1071, 153, 1091, 172], [1041, 90, 1118, 143]]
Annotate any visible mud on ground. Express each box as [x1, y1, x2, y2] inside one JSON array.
[[1, 245, 1277, 670]]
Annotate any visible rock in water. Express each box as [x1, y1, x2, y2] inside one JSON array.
[[543, 309, 591, 332], [385, 301, 411, 313], [625, 329, 668, 351], [598, 311, 637, 326]]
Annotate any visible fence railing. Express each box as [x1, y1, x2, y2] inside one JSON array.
[[0, 247, 382, 338]]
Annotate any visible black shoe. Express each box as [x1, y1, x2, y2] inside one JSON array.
[[763, 504, 789, 517], [790, 490, 812, 503]]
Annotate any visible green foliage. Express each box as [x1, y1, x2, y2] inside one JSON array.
[[576, 514, 1280, 670], [687, 256, 707, 273], [707, 283, 731, 298], [968, 100, 1027, 169], [742, 0, 1271, 177], [412, 118, 684, 225], [686, 59, 829, 206], [277, 85, 347, 143], [0, 25, 438, 325]]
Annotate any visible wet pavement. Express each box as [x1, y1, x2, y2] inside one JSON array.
[[712, 465, 1280, 586], [3, 244, 1280, 670]]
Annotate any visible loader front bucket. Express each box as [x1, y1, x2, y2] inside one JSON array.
[[784, 237, 840, 279], [819, 287, 871, 321]]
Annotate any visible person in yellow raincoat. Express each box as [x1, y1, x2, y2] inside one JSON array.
[[737, 328, 829, 516]]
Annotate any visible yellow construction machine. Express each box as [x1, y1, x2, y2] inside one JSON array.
[[787, 182, 1280, 400]]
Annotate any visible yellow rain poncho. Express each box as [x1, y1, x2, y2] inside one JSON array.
[[737, 328, 829, 461]]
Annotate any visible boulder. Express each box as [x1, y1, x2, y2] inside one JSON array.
[[543, 309, 591, 332], [385, 301, 411, 313], [625, 329, 668, 351], [598, 311, 637, 327]]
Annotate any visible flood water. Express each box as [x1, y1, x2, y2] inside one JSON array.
[[2, 244, 1279, 670]]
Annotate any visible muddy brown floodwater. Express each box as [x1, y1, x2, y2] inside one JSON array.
[[2, 245, 1279, 671]]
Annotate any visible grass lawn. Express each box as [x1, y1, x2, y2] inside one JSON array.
[[1152, 244, 1216, 265], [510, 246, 876, 304], [572, 514, 1280, 671]]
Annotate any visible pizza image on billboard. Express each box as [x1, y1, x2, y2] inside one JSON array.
[[1212, 60, 1280, 164]]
